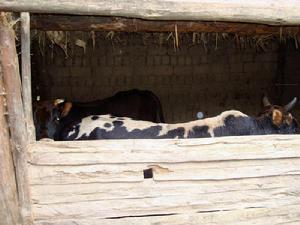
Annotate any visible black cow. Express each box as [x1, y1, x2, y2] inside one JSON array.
[[60, 96, 299, 141], [34, 89, 165, 140]]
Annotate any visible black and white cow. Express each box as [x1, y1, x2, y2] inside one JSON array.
[[58, 96, 299, 141], [34, 89, 165, 140]]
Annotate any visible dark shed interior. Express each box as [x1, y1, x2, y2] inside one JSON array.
[[31, 21, 300, 123]]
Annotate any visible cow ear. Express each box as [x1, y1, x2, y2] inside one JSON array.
[[61, 102, 72, 117], [272, 109, 283, 126]]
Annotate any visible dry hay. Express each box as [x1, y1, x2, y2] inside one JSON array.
[[31, 29, 300, 58]]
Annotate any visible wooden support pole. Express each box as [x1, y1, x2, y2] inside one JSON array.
[[30, 15, 300, 36], [1, 0, 300, 25], [0, 12, 33, 225], [0, 62, 20, 225], [21, 12, 35, 142]]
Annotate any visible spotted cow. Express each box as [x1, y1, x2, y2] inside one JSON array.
[[34, 89, 165, 140], [58, 96, 299, 141]]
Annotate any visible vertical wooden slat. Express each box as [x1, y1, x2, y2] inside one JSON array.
[[0, 12, 33, 225], [21, 12, 35, 142], [0, 62, 20, 225]]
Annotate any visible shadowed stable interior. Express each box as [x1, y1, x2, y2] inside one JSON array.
[[31, 28, 300, 123]]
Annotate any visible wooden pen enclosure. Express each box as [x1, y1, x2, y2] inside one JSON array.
[[1, 1, 300, 224]]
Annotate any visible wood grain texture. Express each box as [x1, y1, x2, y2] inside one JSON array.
[[1, 0, 300, 25], [0, 56, 20, 225], [33, 205, 300, 225], [28, 135, 300, 223], [0, 12, 33, 225], [30, 15, 300, 35], [21, 12, 35, 142], [30, 135, 300, 165]]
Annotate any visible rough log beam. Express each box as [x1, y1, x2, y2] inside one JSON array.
[[31, 15, 300, 35], [21, 12, 35, 142], [1, 0, 300, 25], [0, 57, 20, 225], [0, 13, 33, 225]]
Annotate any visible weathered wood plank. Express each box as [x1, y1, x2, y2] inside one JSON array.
[[0, 12, 33, 225], [28, 158, 300, 184], [28, 135, 300, 223], [30, 176, 300, 205], [151, 159, 300, 181], [30, 14, 300, 35], [29, 164, 144, 185], [0, 59, 20, 225], [21, 12, 35, 142], [1, 0, 300, 25], [33, 205, 300, 225], [31, 178, 300, 220], [30, 135, 300, 165]]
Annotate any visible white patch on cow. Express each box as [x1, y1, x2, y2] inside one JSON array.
[[68, 127, 78, 137], [112, 116, 171, 136], [114, 110, 247, 138], [73, 115, 114, 139], [118, 117, 159, 132], [166, 110, 248, 138], [70, 111, 248, 139]]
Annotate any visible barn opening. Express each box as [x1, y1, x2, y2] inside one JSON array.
[[30, 15, 300, 127], [1, 3, 300, 224]]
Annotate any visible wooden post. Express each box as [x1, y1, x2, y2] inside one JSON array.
[[0, 12, 33, 225], [0, 63, 20, 225], [21, 12, 35, 142]]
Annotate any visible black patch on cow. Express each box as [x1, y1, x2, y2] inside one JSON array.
[[213, 115, 254, 137], [91, 125, 162, 139], [110, 115, 116, 119], [116, 117, 125, 120], [121, 126, 163, 139], [104, 123, 112, 128], [112, 120, 124, 127], [160, 127, 185, 139], [91, 115, 99, 120], [55, 118, 84, 141], [187, 126, 210, 138]]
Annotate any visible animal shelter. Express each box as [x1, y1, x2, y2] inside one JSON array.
[[1, 1, 300, 224]]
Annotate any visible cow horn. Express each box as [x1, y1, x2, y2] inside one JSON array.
[[54, 99, 65, 106], [262, 96, 271, 107], [284, 97, 297, 112]]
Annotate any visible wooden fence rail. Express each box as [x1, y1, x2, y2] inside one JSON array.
[[29, 135, 300, 224]]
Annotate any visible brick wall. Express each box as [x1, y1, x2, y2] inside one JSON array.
[[281, 43, 300, 119], [32, 32, 281, 123]]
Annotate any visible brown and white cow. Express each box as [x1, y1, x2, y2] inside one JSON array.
[[59, 96, 299, 141]]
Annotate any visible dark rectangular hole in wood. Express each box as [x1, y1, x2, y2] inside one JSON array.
[[143, 168, 153, 179]]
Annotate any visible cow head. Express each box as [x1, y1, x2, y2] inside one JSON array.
[[33, 99, 73, 140], [258, 96, 299, 134]]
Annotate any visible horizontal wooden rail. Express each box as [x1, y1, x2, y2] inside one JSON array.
[[30, 135, 300, 165], [29, 135, 300, 224], [30, 15, 300, 35], [1, 0, 300, 25]]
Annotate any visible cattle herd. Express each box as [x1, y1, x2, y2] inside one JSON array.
[[34, 89, 299, 141]]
